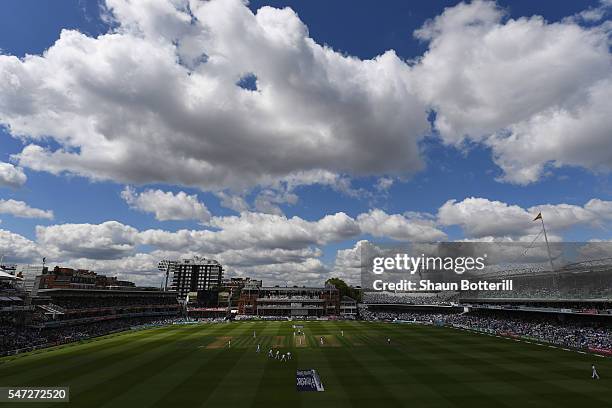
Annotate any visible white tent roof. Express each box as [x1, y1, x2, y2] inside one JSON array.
[[0, 271, 21, 280]]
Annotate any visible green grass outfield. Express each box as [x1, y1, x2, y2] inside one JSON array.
[[1, 321, 611, 407]]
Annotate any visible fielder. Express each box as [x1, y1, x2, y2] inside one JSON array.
[[592, 364, 600, 379]]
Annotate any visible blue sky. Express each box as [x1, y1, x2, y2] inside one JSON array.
[[0, 0, 610, 285]]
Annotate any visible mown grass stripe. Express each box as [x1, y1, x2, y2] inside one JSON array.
[[71, 327, 213, 407], [0, 326, 171, 373], [203, 323, 274, 407], [0, 326, 195, 385], [102, 322, 269, 408], [146, 323, 251, 408], [2, 321, 611, 408], [251, 320, 298, 407]]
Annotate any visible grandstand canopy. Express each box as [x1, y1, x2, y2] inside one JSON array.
[[0, 271, 21, 280]]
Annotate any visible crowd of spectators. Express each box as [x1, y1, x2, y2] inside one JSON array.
[[362, 291, 459, 305], [466, 285, 612, 300], [467, 269, 612, 300], [361, 309, 612, 350], [363, 275, 612, 302], [0, 316, 184, 355], [0, 281, 15, 290], [361, 310, 450, 324], [464, 301, 612, 314], [50, 296, 178, 310], [235, 315, 292, 321], [0, 293, 24, 306], [260, 295, 320, 300]]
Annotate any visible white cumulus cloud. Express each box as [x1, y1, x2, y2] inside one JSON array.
[[0, 162, 27, 188], [121, 187, 211, 222], [357, 209, 447, 242], [0, 0, 428, 191], [1, 0, 609, 188], [438, 197, 612, 239], [0, 229, 40, 262], [413, 0, 612, 184], [36, 221, 140, 260], [0, 199, 53, 219]]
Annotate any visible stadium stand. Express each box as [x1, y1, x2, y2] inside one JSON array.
[[29, 288, 181, 327], [362, 291, 459, 305], [359, 259, 612, 354], [0, 316, 185, 356], [0, 263, 183, 356], [360, 309, 612, 350]]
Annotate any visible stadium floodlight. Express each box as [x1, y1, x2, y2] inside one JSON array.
[[158, 260, 177, 291]]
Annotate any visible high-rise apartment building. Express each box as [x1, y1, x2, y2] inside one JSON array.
[[158, 257, 224, 301]]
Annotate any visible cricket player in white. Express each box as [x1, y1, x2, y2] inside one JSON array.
[[256, 343, 260, 353], [276, 350, 280, 359], [281, 354, 287, 362], [287, 351, 292, 360], [268, 349, 273, 358], [592, 364, 600, 379], [320, 336, 324, 345]]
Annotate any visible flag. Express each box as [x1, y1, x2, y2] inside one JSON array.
[[533, 212, 542, 221]]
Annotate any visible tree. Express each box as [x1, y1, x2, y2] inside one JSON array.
[[325, 278, 361, 301]]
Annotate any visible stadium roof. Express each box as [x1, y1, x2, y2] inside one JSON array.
[[460, 297, 612, 303], [37, 288, 177, 295], [0, 271, 21, 280]]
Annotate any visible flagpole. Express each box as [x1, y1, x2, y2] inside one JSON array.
[[539, 216, 554, 272]]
